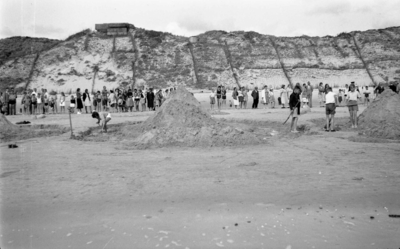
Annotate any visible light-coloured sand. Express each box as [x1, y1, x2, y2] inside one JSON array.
[[1, 93, 399, 249]]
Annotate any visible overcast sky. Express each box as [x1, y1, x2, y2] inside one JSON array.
[[1, 0, 399, 40]]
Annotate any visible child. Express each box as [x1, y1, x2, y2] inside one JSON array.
[[92, 111, 111, 133], [60, 92, 66, 113], [210, 89, 216, 110], [70, 95, 76, 113]]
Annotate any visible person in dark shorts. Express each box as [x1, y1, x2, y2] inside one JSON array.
[[289, 86, 301, 133], [216, 85, 222, 110], [101, 86, 109, 111], [325, 87, 338, 132], [221, 86, 227, 109], [347, 85, 362, 128]]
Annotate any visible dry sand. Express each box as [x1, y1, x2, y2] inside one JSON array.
[[1, 93, 400, 249]]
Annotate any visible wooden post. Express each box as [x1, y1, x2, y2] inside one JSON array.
[[68, 107, 74, 138]]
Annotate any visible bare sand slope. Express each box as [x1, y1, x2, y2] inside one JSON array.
[[1, 105, 400, 249]]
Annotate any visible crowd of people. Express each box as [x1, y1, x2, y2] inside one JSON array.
[[0, 86, 177, 115]]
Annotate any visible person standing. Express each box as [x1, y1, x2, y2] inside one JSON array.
[[2, 88, 9, 115], [363, 86, 371, 106], [251, 86, 259, 109], [238, 87, 244, 109], [307, 81, 313, 107], [210, 89, 216, 110], [346, 85, 362, 128], [60, 92, 66, 113], [261, 86, 269, 109], [216, 85, 222, 111], [243, 88, 249, 109], [140, 89, 146, 111], [146, 87, 155, 111], [268, 88, 275, 108], [325, 87, 338, 132], [126, 89, 134, 112], [76, 88, 83, 114], [101, 86, 109, 112], [83, 89, 92, 114], [221, 86, 227, 109], [8, 88, 17, 115], [318, 82, 325, 107], [280, 85, 288, 108], [289, 86, 301, 133], [232, 87, 239, 109]]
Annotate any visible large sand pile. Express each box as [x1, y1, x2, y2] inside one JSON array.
[[358, 90, 400, 139], [126, 87, 263, 148]]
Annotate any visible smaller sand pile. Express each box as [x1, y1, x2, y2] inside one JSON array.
[[127, 87, 262, 148], [358, 90, 400, 139], [0, 113, 19, 132]]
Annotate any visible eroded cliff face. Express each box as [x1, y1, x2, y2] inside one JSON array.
[[1, 26, 399, 92]]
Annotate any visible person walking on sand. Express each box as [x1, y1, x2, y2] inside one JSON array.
[[83, 89, 92, 114], [347, 84, 362, 128], [325, 87, 338, 132], [289, 85, 301, 133], [92, 111, 111, 133]]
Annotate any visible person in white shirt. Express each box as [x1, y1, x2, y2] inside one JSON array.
[[325, 87, 338, 132], [92, 111, 111, 132], [209, 89, 216, 110], [347, 85, 362, 128]]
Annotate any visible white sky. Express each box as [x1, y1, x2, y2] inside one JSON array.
[[1, 0, 399, 40]]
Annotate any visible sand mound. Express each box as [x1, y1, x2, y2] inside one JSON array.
[[127, 87, 263, 148], [358, 90, 400, 139], [0, 114, 19, 132]]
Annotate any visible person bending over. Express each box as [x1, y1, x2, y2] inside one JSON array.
[[92, 111, 111, 133]]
